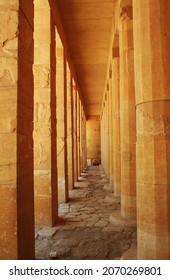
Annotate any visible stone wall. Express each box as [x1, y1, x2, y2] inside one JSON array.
[[86, 115, 101, 164]]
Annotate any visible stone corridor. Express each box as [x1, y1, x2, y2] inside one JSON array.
[[35, 166, 136, 260], [1, 0, 170, 260]]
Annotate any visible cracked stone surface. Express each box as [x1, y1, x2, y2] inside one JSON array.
[[35, 166, 137, 260]]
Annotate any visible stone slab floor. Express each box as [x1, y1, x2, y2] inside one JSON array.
[[35, 166, 137, 260]]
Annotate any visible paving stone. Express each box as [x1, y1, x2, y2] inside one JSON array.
[[35, 165, 136, 260], [102, 226, 124, 233], [94, 220, 109, 227]]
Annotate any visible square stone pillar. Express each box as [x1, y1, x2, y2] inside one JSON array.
[[34, 0, 58, 226], [101, 93, 109, 175], [133, 0, 170, 259], [112, 52, 121, 197], [102, 101, 107, 172], [72, 83, 78, 182], [66, 63, 74, 190], [101, 111, 104, 167], [79, 103, 87, 172], [77, 94, 81, 176], [81, 109, 87, 169], [106, 91, 110, 177], [56, 41, 68, 203], [0, 0, 34, 259], [119, 6, 136, 219], [108, 78, 114, 187]]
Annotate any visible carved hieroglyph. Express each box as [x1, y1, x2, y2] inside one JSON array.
[[137, 107, 170, 138], [34, 143, 48, 165], [0, 57, 17, 86], [34, 103, 51, 137], [33, 65, 50, 88]]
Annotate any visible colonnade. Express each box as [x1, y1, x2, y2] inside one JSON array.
[[0, 0, 170, 260], [101, 0, 170, 259], [0, 0, 87, 259]]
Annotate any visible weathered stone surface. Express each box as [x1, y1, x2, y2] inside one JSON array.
[[133, 0, 170, 260], [35, 166, 136, 260], [119, 8, 136, 219], [37, 227, 59, 238], [109, 210, 137, 228], [34, 0, 57, 226], [0, 0, 35, 260]]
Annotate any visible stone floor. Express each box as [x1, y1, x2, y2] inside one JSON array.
[[35, 165, 137, 260]]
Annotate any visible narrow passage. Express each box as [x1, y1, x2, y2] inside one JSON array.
[[35, 166, 136, 259]]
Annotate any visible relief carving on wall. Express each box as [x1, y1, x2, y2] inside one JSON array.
[[0, 11, 18, 57], [0, 57, 17, 86], [34, 143, 48, 165], [33, 65, 50, 88], [137, 108, 170, 138], [34, 103, 51, 137]]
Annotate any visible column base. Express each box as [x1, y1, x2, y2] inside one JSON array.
[[78, 176, 86, 181], [101, 178, 109, 184], [121, 246, 137, 260], [81, 172, 88, 176], [105, 193, 120, 203], [109, 210, 137, 228], [103, 184, 114, 192], [74, 181, 89, 188], [99, 164, 103, 171]]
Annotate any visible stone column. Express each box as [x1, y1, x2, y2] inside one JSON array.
[[110, 6, 136, 224], [106, 91, 110, 178], [34, 0, 57, 225], [77, 94, 81, 176], [56, 41, 68, 203], [0, 0, 34, 259], [102, 93, 109, 176], [79, 103, 83, 172], [108, 78, 114, 187], [104, 77, 114, 192], [72, 83, 78, 182], [133, 0, 170, 259], [112, 51, 121, 197], [82, 109, 87, 169], [66, 63, 74, 190], [102, 101, 107, 172], [101, 108, 104, 168], [119, 7, 136, 219]]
